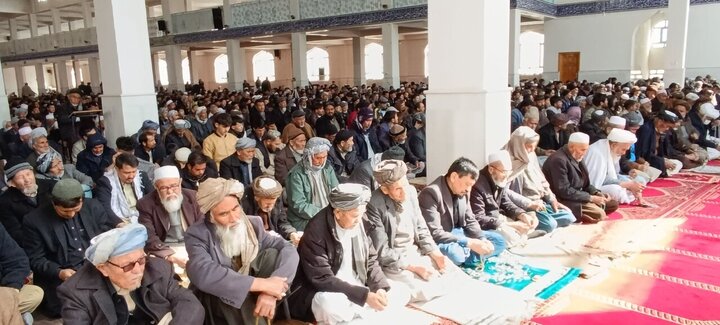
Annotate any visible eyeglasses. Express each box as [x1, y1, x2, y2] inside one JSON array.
[[156, 183, 181, 193], [107, 256, 147, 272]]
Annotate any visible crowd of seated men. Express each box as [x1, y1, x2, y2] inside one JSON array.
[[0, 75, 718, 324]]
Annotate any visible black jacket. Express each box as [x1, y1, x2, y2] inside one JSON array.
[[219, 155, 262, 188], [0, 178, 56, 245], [351, 124, 382, 161], [688, 108, 718, 149], [76, 146, 116, 182], [57, 257, 204, 325], [541, 146, 600, 218], [327, 146, 360, 183], [635, 119, 678, 177], [95, 171, 153, 221], [579, 120, 607, 144], [290, 207, 389, 321], [0, 223, 30, 290], [407, 127, 426, 161], [537, 123, 569, 151], [134, 146, 165, 165], [470, 167, 525, 230], [180, 164, 218, 191]]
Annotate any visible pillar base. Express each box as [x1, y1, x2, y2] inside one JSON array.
[[101, 94, 158, 145], [426, 88, 510, 179], [508, 73, 520, 87]]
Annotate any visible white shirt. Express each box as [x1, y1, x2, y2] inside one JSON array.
[[335, 225, 363, 287]]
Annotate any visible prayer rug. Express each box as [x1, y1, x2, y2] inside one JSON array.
[[531, 175, 720, 324], [462, 256, 581, 300]]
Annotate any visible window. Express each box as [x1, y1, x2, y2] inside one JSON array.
[[630, 70, 643, 80], [214, 54, 228, 83], [519, 31, 545, 75], [158, 59, 168, 85], [651, 20, 668, 48], [307, 47, 330, 82], [649, 69, 664, 79], [364, 43, 384, 80], [424, 44, 429, 78], [182, 57, 191, 84], [252, 51, 276, 81]]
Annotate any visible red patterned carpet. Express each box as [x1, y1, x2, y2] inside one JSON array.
[[532, 173, 720, 324]]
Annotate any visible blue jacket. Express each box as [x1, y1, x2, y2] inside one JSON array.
[[635, 120, 678, 177], [351, 123, 382, 161], [0, 223, 30, 289]]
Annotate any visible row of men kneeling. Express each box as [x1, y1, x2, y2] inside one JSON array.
[[1, 123, 647, 324]]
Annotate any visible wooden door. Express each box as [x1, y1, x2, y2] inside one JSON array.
[[558, 52, 580, 82]]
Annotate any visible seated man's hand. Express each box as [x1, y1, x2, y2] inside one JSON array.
[[59, 269, 76, 281], [664, 159, 677, 170], [628, 169, 639, 178], [517, 213, 538, 228], [590, 195, 606, 205], [262, 276, 289, 299], [289, 232, 302, 246], [429, 250, 446, 273], [366, 290, 388, 311], [507, 221, 531, 234], [545, 149, 556, 156], [407, 265, 434, 281], [254, 293, 277, 319], [167, 254, 188, 268], [527, 200, 545, 212], [622, 181, 645, 193], [468, 238, 495, 256]]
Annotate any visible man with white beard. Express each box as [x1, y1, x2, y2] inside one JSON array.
[[138, 166, 204, 269], [185, 178, 298, 325], [57, 224, 204, 324]]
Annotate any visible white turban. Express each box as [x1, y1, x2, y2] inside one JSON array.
[[608, 116, 626, 128], [700, 103, 720, 120], [607, 128, 637, 144], [18, 126, 32, 136], [487, 150, 512, 170], [154, 166, 180, 181]]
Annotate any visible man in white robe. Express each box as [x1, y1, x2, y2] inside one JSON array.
[[584, 128, 649, 206]]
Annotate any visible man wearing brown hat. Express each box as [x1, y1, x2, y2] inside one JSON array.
[[274, 128, 306, 186], [23, 179, 122, 317], [537, 112, 570, 157], [281, 109, 315, 144], [185, 178, 298, 324], [241, 176, 301, 246], [389, 124, 421, 166]]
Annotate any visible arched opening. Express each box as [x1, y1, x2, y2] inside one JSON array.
[[214, 54, 229, 83], [365, 43, 384, 80], [158, 58, 168, 85], [307, 47, 330, 82], [519, 31, 544, 76], [253, 50, 276, 82], [182, 57, 191, 84]]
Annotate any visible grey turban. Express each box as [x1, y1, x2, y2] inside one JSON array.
[[329, 183, 371, 210], [36, 150, 61, 174], [304, 137, 332, 157], [373, 159, 408, 186], [85, 223, 148, 265]]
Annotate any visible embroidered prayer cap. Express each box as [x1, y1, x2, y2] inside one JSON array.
[[639, 98, 651, 105], [623, 111, 644, 127], [196, 106, 208, 113], [607, 128, 637, 144], [174, 147, 191, 163], [608, 116, 626, 128], [85, 223, 148, 265], [329, 183, 371, 211], [381, 146, 406, 161], [154, 166, 180, 181], [620, 94, 630, 100], [686, 93, 700, 101], [141, 120, 160, 131], [487, 150, 512, 171], [373, 159, 408, 186], [30, 127, 48, 141], [389, 125, 406, 137], [51, 178, 84, 201], [657, 110, 679, 123], [252, 176, 283, 199], [568, 132, 590, 144], [236, 137, 257, 150], [173, 119, 191, 129], [197, 178, 244, 214], [591, 109, 608, 122]]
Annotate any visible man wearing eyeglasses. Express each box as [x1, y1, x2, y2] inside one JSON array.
[[470, 150, 540, 248], [23, 179, 123, 318], [138, 166, 204, 270], [185, 178, 298, 324], [57, 223, 204, 324]]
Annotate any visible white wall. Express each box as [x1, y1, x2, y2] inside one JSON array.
[[544, 3, 720, 82], [3, 67, 18, 95]]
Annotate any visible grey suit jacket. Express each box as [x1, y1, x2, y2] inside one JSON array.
[[347, 159, 376, 190], [364, 186, 437, 272], [184, 215, 299, 309], [418, 176, 484, 244]]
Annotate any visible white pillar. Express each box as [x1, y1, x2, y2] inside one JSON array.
[[426, 0, 511, 179], [51, 8, 62, 33], [151, 52, 160, 86], [94, 0, 158, 144], [55, 60, 70, 94], [0, 59, 10, 124], [15, 66, 25, 94], [82, 1, 94, 28], [29, 14, 39, 37], [226, 40, 247, 91], [353, 37, 366, 86], [382, 23, 400, 89], [664, 0, 689, 86], [165, 45, 184, 90], [9, 19, 18, 40], [88, 57, 101, 93], [188, 51, 199, 83], [508, 9, 521, 87], [35, 64, 46, 94], [72, 60, 82, 86], [291, 32, 308, 88]]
